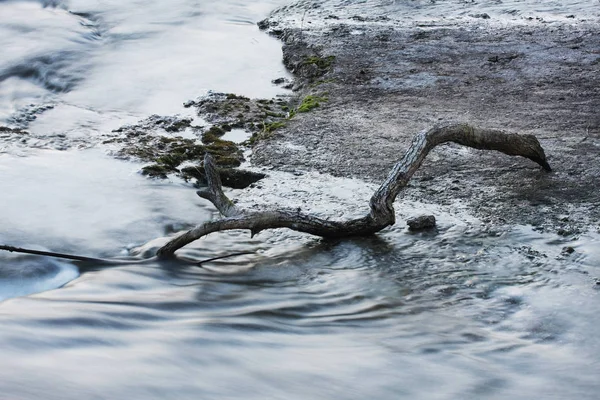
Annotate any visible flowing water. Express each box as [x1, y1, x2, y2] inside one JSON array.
[[1, 0, 599, 399]]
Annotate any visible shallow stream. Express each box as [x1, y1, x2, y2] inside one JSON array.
[[1, 1, 599, 399]]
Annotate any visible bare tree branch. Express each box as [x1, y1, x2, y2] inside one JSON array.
[[0, 245, 117, 263], [157, 124, 551, 258]]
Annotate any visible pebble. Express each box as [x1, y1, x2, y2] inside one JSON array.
[[407, 215, 436, 231]]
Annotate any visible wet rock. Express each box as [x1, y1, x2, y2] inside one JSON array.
[[108, 114, 245, 183], [257, 18, 278, 31], [271, 77, 287, 85], [141, 163, 176, 179], [557, 227, 578, 237], [180, 166, 266, 189], [191, 92, 287, 133], [0, 126, 28, 135], [113, 114, 192, 133], [281, 43, 335, 84], [561, 246, 575, 255], [112, 135, 208, 163], [406, 215, 436, 231], [186, 91, 325, 147]]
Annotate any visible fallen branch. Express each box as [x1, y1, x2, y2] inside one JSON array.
[[0, 244, 114, 264], [157, 123, 551, 257], [0, 244, 255, 266]]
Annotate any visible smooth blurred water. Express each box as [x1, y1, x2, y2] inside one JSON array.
[[0, 0, 290, 136], [1, 0, 600, 399]]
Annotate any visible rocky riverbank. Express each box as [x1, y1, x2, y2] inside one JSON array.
[[247, 0, 600, 234]]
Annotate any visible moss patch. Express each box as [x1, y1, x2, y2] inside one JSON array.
[[108, 115, 245, 183], [303, 55, 336, 70], [176, 90, 328, 149], [226, 93, 250, 100], [141, 164, 177, 179], [263, 121, 286, 133], [297, 94, 328, 113]]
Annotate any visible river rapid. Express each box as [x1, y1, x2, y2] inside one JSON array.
[[1, 1, 599, 399]]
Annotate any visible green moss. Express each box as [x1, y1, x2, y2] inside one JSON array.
[[201, 125, 226, 144], [303, 55, 336, 70], [141, 164, 178, 179], [156, 154, 186, 168], [211, 155, 242, 167], [164, 119, 192, 132], [226, 93, 249, 100], [205, 138, 238, 153], [297, 94, 328, 113], [247, 132, 259, 145], [168, 142, 206, 159], [263, 121, 286, 133], [121, 146, 157, 160], [245, 120, 287, 146]]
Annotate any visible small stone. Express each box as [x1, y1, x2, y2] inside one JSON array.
[[561, 246, 575, 255], [407, 215, 436, 231], [271, 77, 286, 85], [257, 19, 270, 30], [557, 228, 575, 236]]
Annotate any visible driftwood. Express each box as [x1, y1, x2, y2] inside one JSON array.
[[0, 244, 254, 266], [0, 245, 118, 264], [156, 123, 551, 258]]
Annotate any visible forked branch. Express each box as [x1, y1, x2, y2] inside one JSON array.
[[156, 124, 551, 258]]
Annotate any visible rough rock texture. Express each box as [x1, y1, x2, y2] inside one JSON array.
[[251, 1, 600, 233], [407, 215, 437, 231], [104, 113, 263, 188]]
